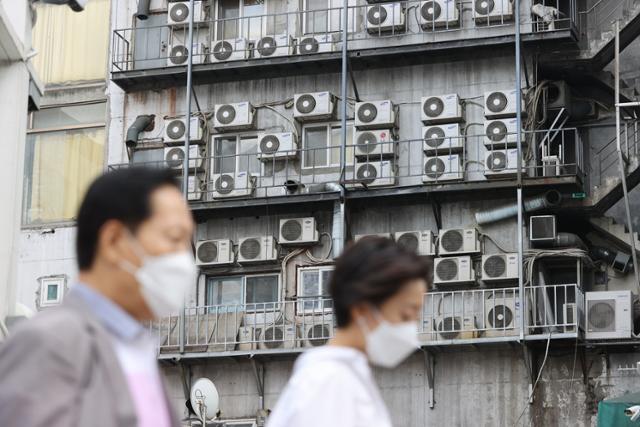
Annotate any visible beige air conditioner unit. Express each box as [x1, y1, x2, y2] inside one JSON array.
[[237, 236, 278, 264], [433, 256, 475, 286], [393, 230, 435, 255], [279, 217, 319, 245], [438, 228, 481, 255], [195, 239, 234, 266], [258, 323, 297, 350]]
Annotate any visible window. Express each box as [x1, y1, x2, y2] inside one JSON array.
[[303, 0, 357, 34], [302, 123, 353, 168], [216, 0, 266, 40], [298, 266, 334, 313], [23, 103, 106, 225], [39, 277, 65, 308], [206, 274, 280, 311], [212, 135, 261, 175]]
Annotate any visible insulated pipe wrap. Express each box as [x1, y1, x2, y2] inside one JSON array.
[[125, 115, 154, 148], [475, 190, 562, 225]]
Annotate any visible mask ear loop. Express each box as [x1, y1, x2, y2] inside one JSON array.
[[119, 229, 147, 275]]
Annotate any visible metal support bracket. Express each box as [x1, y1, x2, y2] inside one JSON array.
[[431, 197, 442, 231], [423, 350, 436, 409], [251, 358, 266, 410], [347, 56, 361, 102]]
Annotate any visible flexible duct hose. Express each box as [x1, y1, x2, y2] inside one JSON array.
[[475, 190, 562, 225]]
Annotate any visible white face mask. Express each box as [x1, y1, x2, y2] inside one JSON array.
[[357, 308, 420, 368], [120, 235, 197, 318]]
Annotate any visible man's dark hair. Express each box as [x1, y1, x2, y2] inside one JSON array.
[[76, 167, 180, 270], [329, 236, 433, 327]]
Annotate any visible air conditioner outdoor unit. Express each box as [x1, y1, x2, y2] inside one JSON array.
[[302, 320, 333, 347], [354, 129, 395, 159], [563, 302, 581, 333], [237, 236, 278, 264], [586, 290, 633, 340], [279, 217, 319, 245], [167, 1, 207, 25], [484, 89, 522, 119], [529, 215, 556, 244], [433, 256, 475, 285], [210, 38, 248, 62], [434, 315, 478, 340], [546, 80, 572, 114], [258, 323, 297, 350], [164, 116, 205, 143], [484, 292, 520, 337], [438, 228, 480, 255], [422, 124, 463, 154], [473, 0, 514, 23], [179, 174, 204, 201], [257, 132, 298, 160], [164, 145, 205, 170], [484, 148, 519, 178], [394, 230, 435, 255], [195, 239, 234, 266], [213, 102, 256, 131], [293, 92, 336, 122], [355, 100, 397, 130], [481, 253, 518, 282], [255, 34, 295, 58], [484, 118, 519, 148], [419, 0, 459, 29], [298, 34, 334, 55], [421, 94, 463, 124], [211, 171, 254, 199], [542, 155, 561, 177], [422, 154, 462, 183], [167, 41, 207, 66], [236, 325, 258, 351], [354, 233, 392, 242], [352, 160, 396, 188], [365, 3, 405, 34]]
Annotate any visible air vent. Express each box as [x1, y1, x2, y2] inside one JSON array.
[[529, 215, 556, 244], [438, 228, 480, 255]]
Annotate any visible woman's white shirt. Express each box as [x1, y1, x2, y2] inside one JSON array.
[[266, 346, 393, 427]]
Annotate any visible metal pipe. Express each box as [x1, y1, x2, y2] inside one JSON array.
[[550, 232, 587, 250], [125, 114, 154, 148], [136, 0, 151, 20], [336, 0, 349, 258], [615, 20, 640, 292], [475, 190, 562, 225], [514, 0, 525, 342]]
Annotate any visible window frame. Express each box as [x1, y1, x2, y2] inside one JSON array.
[[205, 273, 281, 313], [296, 265, 334, 314], [39, 276, 66, 308], [214, 0, 270, 41], [302, 0, 358, 35], [211, 133, 261, 176], [301, 121, 354, 169]]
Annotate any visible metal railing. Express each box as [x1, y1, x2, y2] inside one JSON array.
[[595, 119, 640, 186], [150, 284, 583, 355], [112, 0, 577, 72], [578, 0, 636, 50], [109, 127, 585, 202]]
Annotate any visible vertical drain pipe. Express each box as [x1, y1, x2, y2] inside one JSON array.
[[514, 0, 525, 342], [615, 20, 640, 291], [336, 0, 349, 257]]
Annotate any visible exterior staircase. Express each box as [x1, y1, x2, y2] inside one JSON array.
[[590, 215, 640, 252]]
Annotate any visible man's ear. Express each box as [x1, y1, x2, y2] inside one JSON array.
[[97, 220, 129, 267]]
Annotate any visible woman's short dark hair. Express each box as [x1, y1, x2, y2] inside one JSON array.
[[329, 236, 433, 327]]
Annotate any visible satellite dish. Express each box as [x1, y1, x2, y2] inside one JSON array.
[[190, 378, 220, 425]]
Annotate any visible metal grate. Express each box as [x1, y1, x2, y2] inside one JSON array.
[[240, 238, 261, 260], [281, 219, 303, 241], [483, 255, 506, 278], [437, 317, 461, 339], [440, 229, 463, 253], [197, 241, 218, 263], [357, 103, 378, 123], [588, 300, 615, 331], [423, 97, 444, 117], [424, 126, 446, 148], [216, 105, 237, 124], [487, 305, 513, 329], [397, 233, 419, 253], [436, 258, 458, 281], [486, 91, 508, 113]]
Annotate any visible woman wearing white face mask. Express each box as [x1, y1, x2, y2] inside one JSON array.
[[267, 237, 431, 427]]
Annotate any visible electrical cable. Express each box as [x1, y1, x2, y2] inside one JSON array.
[[514, 332, 552, 426], [480, 233, 515, 253], [305, 232, 333, 263]]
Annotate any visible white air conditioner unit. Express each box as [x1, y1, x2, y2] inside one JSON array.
[[298, 34, 334, 55], [180, 174, 204, 201], [422, 124, 463, 153], [355, 100, 397, 130], [257, 132, 298, 160], [164, 145, 205, 170], [164, 116, 205, 143], [473, 0, 514, 23], [210, 38, 248, 62], [484, 89, 522, 119], [294, 92, 337, 122], [195, 239, 234, 266], [438, 228, 480, 255], [529, 215, 557, 244], [421, 94, 463, 124], [236, 325, 258, 351], [422, 154, 462, 182], [354, 129, 395, 159], [434, 315, 478, 340], [394, 230, 435, 255], [213, 102, 255, 131], [484, 148, 519, 178], [542, 155, 561, 177], [255, 34, 295, 58], [258, 323, 297, 350], [211, 171, 254, 199], [586, 290, 633, 340], [365, 3, 405, 34], [237, 236, 278, 264], [168, 1, 206, 25], [483, 118, 519, 148], [484, 292, 520, 337], [481, 253, 518, 282], [279, 217, 319, 245], [434, 256, 475, 285], [354, 233, 392, 242], [419, 0, 459, 29], [352, 160, 396, 187], [302, 320, 333, 347], [167, 41, 207, 66]]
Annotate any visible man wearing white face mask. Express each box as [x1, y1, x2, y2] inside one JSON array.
[[267, 236, 432, 427], [0, 168, 196, 427]]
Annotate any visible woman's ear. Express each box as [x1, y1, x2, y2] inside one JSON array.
[[350, 303, 378, 331]]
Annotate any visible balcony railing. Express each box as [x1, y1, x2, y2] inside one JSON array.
[[109, 127, 585, 202], [595, 119, 640, 187], [150, 284, 583, 357], [112, 0, 577, 73]]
